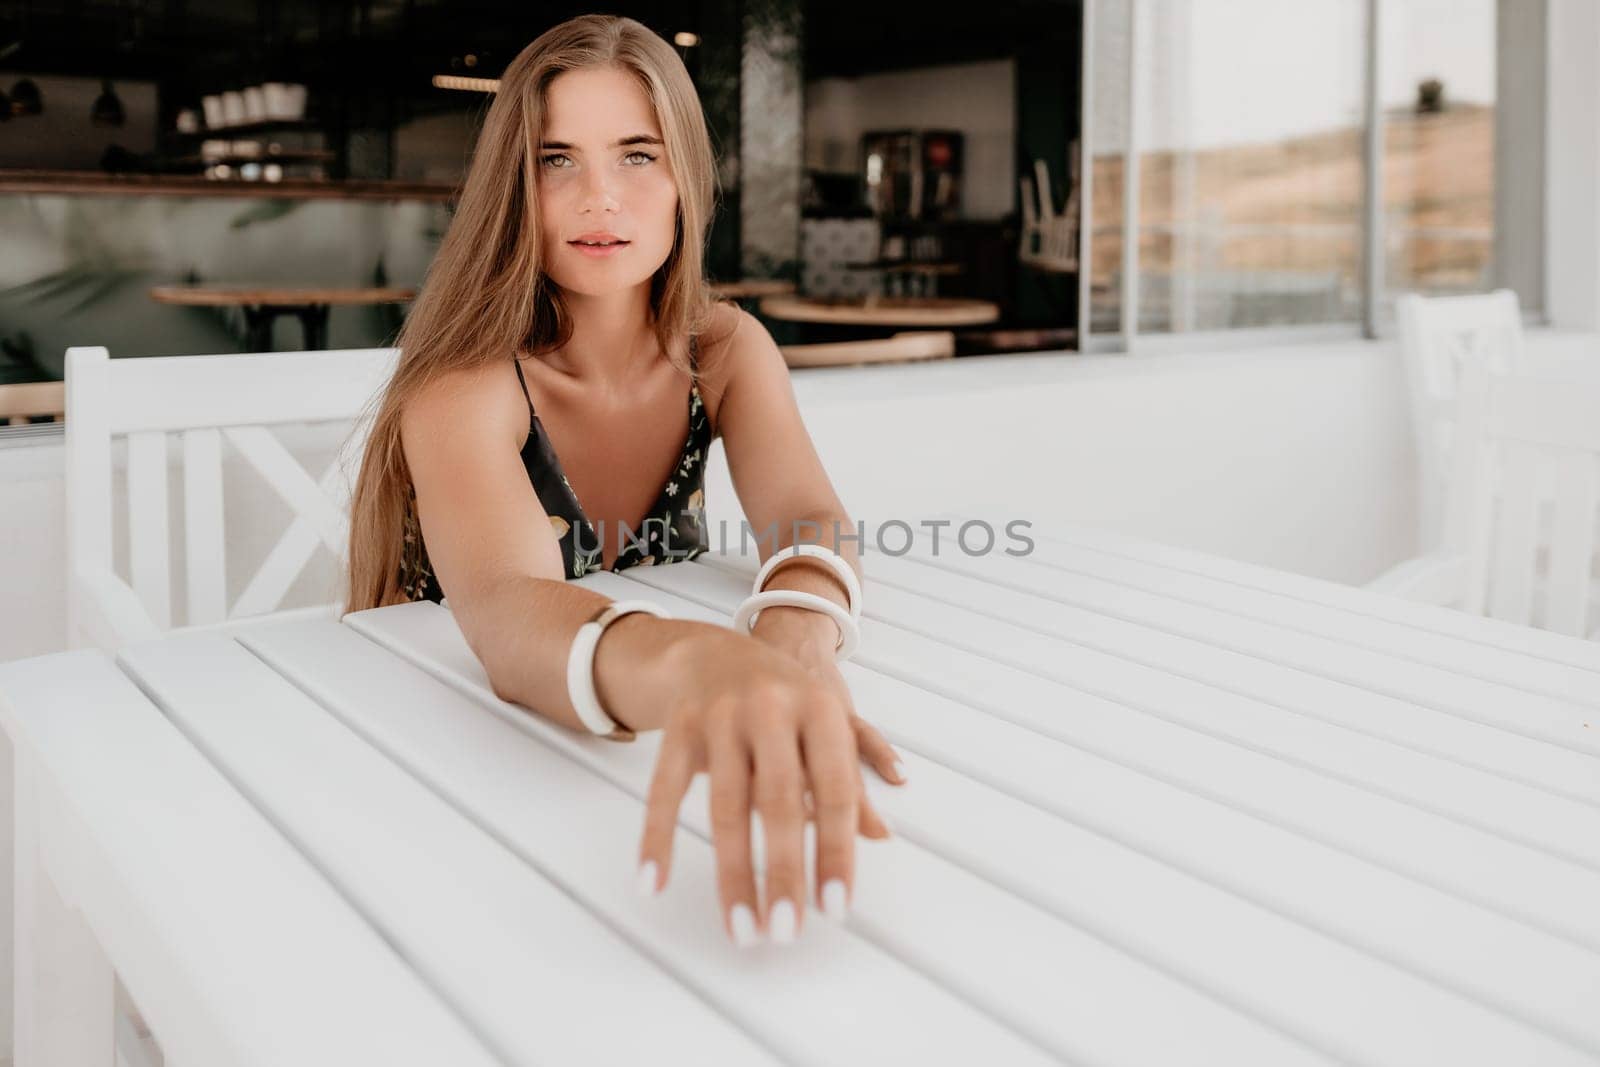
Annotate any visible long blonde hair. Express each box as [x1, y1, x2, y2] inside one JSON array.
[[345, 14, 724, 612]]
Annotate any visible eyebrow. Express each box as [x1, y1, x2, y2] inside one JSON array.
[[538, 134, 664, 150]]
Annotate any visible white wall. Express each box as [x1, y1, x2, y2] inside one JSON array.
[[0, 333, 1454, 663], [706, 336, 1418, 586], [804, 59, 1016, 220], [1546, 0, 1600, 329]]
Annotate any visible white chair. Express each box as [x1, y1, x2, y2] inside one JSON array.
[[1371, 361, 1600, 640], [1018, 142, 1079, 274], [64, 345, 398, 650], [1395, 289, 1524, 552]]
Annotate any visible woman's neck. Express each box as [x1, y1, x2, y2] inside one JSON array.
[[546, 282, 659, 391]]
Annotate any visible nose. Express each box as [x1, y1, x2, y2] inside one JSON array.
[[578, 166, 621, 215]]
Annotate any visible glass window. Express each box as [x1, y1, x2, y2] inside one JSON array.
[[1132, 0, 1367, 334], [1381, 0, 1497, 301], [1082, 0, 1523, 346]]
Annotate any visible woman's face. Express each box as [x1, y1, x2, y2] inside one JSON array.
[[536, 65, 680, 298]]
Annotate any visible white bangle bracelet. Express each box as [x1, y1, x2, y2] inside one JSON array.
[[566, 599, 671, 741], [752, 543, 862, 624], [732, 588, 861, 661]]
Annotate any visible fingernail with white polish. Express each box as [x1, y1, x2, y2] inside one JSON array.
[[892, 759, 908, 782], [636, 860, 658, 897], [769, 899, 797, 944], [730, 903, 759, 948], [821, 878, 849, 922]]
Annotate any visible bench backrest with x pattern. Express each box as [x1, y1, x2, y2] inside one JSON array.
[[64, 345, 399, 649]]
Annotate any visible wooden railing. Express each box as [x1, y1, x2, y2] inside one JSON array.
[[0, 381, 65, 426]]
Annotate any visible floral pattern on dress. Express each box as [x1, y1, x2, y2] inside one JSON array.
[[397, 484, 437, 602], [396, 341, 712, 602]]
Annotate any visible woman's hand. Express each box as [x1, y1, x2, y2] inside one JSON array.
[[749, 605, 908, 794], [634, 625, 894, 948]]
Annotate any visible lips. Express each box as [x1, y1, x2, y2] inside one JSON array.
[[569, 232, 629, 247]]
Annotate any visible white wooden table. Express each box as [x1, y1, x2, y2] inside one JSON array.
[[2, 525, 1598, 1066]]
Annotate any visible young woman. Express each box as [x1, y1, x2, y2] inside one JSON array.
[[345, 14, 905, 948]]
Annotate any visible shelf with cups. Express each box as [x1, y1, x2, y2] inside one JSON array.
[[159, 115, 331, 182], [163, 150, 335, 169], [0, 169, 458, 201], [161, 153, 333, 184], [183, 83, 311, 136], [159, 83, 322, 180], [166, 118, 323, 141]]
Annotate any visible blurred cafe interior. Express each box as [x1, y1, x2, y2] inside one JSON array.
[[0, 0, 1518, 385], [0, 0, 1087, 382], [0, 0, 1582, 661]]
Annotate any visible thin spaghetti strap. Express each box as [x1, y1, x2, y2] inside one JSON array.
[[688, 333, 699, 380], [511, 356, 537, 422]]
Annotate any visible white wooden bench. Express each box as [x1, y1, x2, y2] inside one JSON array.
[[62, 345, 398, 651]]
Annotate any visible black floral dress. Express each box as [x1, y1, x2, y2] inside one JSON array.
[[397, 338, 713, 602]]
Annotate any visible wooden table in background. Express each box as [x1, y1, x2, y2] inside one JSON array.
[[0, 380, 65, 427], [2, 526, 1598, 1064], [149, 284, 416, 351], [759, 294, 1000, 327], [710, 279, 796, 301]]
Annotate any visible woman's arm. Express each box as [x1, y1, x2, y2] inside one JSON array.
[[400, 361, 698, 733], [403, 355, 893, 948], [707, 308, 907, 785], [709, 308, 861, 655]]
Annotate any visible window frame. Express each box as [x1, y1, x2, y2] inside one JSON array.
[[1078, 0, 1539, 354]]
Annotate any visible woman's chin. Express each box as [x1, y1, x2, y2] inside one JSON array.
[[547, 270, 662, 298]]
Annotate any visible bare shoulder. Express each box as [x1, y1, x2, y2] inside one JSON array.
[[694, 302, 783, 423], [399, 358, 530, 463], [699, 300, 779, 364], [397, 356, 566, 595]]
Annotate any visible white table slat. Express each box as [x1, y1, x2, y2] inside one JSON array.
[[333, 600, 1350, 1066], [0, 651, 501, 1067], [622, 556, 1600, 1062], [903, 541, 1599, 758], [116, 633, 776, 1067], [246, 617, 1069, 1066], [14, 514, 1599, 1066], [958, 517, 1600, 707], [840, 544, 1600, 805], [804, 549, 1600, 862], [990, 515, 1600, 675], [617, 565, 1587, 1066], [694, 553, 1600, 944]]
